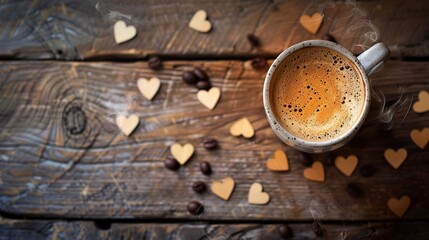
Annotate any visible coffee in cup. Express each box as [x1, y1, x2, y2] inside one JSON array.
[[263, 40, 389, 153], [270, 46, 365, 142]]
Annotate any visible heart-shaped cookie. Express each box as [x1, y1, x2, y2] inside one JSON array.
[[114, 20, 137, 44], [412, 90, 429, 113], [299, 12, 324, 34], [211, 177, 235, 201], [410, 128, 429, 149], [266, 150, 289, 171], [188, 10, 212, 33], [116, 114, 139, 136], [384, 148, 407, 169], [197, 87, 221, 110], [170, 143, 194, 165], [335, 155, 358, 177], [137, 77, 161, 101], [303, 161, 325, 182], [248, 183, 270, 205], [388, 195, 411, 218], [230, 117, 254, 138]]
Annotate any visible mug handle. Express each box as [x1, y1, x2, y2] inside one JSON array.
[[357, 43, 390, 76]]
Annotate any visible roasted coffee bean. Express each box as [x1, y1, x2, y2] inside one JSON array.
[[200, 161, 212, 175], [192, 181, 206, 193], [313, 221, 324, 237], [247, 33, 260, 47], [346, 182, 362, 198], [182, 71, 198, 84], [203, 138, 218, 150], [251, 57, 266, 69], [148, 56, 162, 70], [164, 156, 180, 171], [300, 152, 314, 166], [322, 34, 337, 43], [187, 201, 204, 215], [196, 80, 211, 90], [278, 224, 293, 239], [360, 164, 376, 177], [193, 67, 209, 82]]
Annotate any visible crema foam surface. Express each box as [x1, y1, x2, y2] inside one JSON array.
[[271, 46, 365, 142]]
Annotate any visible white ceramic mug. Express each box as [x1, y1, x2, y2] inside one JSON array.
[[263, 40, 389, 153]]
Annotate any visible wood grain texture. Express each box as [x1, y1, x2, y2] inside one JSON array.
[[0, 60, 428, 220], [1, 218, 429, 240], [0, 0, 428, 60]]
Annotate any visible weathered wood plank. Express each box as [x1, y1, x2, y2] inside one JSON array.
[[0, 60, 428, 220], [1, 218, 428, 240], [0, 0, 428, 59]]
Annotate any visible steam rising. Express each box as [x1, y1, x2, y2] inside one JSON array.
[[342, 0, 380, 51], [316, 0, 380, 51], [95, 1, 133, 20], [314, 0, 410, 129], [370, 87, 413, 130]]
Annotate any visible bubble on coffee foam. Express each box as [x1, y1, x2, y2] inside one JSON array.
[[272, 47, 364, 142]]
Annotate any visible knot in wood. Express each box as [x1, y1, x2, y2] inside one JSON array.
[[63, 103, 86, 135]]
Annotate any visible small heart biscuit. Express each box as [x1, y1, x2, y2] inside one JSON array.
[[410, 128, 429, 149], [266, 150, 289, 171], [299, 12, 324, 34], [303, 161, 325, 182], [388, 195, 411, 218], [248, 183, 270, 205], [229, 118, 254, 138], [335, 155, 358, 177], [412, 90, 429, 113], [114, 20, 137, 44], [197, 87, 221, 110], [170, 143, 194, 165], [188, 10, 212, 33], [137, 77, 161, 101], [211, 177, 235, 201], [384, 148, 407, 169], [116, 114, 139, 136]]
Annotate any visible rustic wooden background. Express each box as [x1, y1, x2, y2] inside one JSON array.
[[1, 218, 429, 239], [1, 0, 428, 59], [0, 0, 428, 239]]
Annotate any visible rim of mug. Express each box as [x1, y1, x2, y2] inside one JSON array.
[[263, 40, 371, 152]]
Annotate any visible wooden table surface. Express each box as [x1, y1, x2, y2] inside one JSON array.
[[1, 0, 428, 239]]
